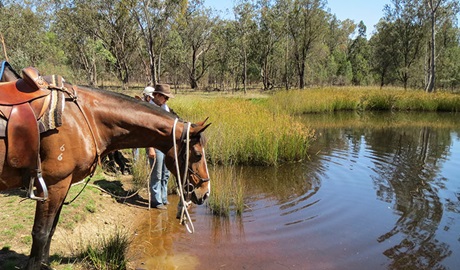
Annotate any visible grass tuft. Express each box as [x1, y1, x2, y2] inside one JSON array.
[[78, 227, 131, 270], [206, 167, 245, 216]]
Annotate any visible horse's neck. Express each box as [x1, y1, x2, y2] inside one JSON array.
[[79, 87, 179, 154]]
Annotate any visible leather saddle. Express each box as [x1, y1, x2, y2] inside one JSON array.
[[0, 66, 51, 169]]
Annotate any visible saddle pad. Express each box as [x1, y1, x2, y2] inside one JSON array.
[[7, 103, 39, 168], [37, 90, 64, 132]]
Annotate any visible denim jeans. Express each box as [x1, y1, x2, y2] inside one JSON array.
[[149, 149, 170, 206]]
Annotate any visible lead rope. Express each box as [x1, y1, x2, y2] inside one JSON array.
[[173, 118, 194, 233]]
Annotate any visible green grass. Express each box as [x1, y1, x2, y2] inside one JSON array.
[[170, 96, 314, 166], [78, 227, 130, 270], [267, 87, 460, 114]]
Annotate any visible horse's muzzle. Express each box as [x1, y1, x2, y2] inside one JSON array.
[[191, 190, 210, 205]]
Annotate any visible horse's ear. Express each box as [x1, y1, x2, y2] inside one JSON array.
[[195, 117, 209, 126], [192, 122, 211, 135]]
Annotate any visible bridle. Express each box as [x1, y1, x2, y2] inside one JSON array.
[[187, 167, 210, 188], [172, 118, 210, 233]]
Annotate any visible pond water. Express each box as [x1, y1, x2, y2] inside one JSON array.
[[129, 112, 460, 270]]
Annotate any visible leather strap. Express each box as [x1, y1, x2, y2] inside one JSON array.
[[7, 103, 39, 168]]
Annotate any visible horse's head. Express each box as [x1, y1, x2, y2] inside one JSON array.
[[166, 118, 211, 205]]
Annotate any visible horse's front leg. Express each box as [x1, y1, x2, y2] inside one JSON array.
[[42, 201, 65, 263], [26, 177, 71, 270]]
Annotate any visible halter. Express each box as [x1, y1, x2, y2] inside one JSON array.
[[172, 118, 209, 233]]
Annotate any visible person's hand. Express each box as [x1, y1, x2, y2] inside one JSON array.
[[147, 147, 156, 159]]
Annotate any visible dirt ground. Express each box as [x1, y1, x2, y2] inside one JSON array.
[[0, 174, 152, 269]]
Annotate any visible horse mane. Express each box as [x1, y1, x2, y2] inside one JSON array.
[[78, 85, 178, 120]]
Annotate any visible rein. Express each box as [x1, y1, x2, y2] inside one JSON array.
[[173, 118, 195, 233]]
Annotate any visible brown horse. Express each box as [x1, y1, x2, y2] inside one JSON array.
[[0, 68, 211, 269]]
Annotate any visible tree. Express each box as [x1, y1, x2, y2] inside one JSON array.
[[234, 0, 256, 93], [286, 0, 328, 89], [348, 21, 371, 85], [424, 0, 459, 92], [0, 3, 49, 68], [128, 0, 183, 85], [323, 16, 355, 85], [210, 19, 239, 90], [383, 0, 426, 89], [370, 21, 400, 87], [92, 0, 140, 89], [179, 0, 216, 89], [54, 0, 140, 88], [54, 3, 112, 85], [434, 19, 460, 90], [255, 0, 283, 90]]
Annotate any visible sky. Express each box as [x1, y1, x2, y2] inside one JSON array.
[[204, 0, 392, 36]]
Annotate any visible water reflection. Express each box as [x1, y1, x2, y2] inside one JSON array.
[[368, 127, 452, 269], [129, 208, 200, 269], [306, 112, 460, 269], [131, 112, 460, 270]]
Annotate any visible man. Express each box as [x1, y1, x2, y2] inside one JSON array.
[[143, 84, 175, 209]]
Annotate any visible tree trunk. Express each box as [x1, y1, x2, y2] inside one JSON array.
[[299, 61, 305, 89], [0, 33, 9, 62], [425, 0, 441, 93], [243, 49, 247, 94], [190, 48, 198, 89], [148, 37, 157, 85], [157, 53, 162, 83], [425, 11, 436, 93]]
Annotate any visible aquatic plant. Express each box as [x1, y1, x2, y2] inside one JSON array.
[[206, 166, 245, 216]]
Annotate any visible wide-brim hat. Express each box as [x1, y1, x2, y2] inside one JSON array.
[[153, 84, 174, 98]]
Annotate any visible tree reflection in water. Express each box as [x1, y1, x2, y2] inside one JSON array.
[[367, 126, 454, 269]]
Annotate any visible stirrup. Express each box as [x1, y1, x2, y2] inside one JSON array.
[[28, 171, 48, 201]]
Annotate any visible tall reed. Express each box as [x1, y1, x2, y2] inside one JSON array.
[[170, 96, 314, 166], [206, 166, 245, 216]]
